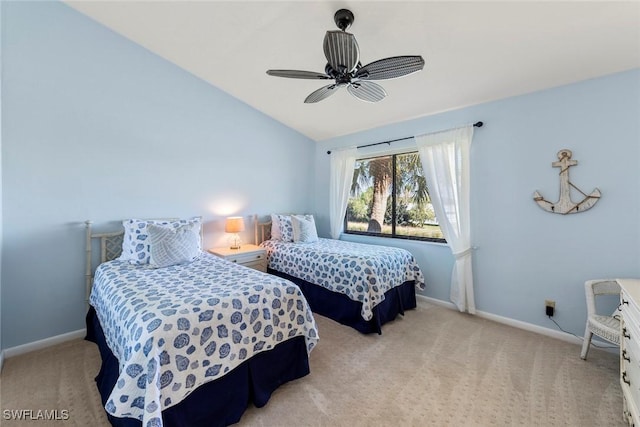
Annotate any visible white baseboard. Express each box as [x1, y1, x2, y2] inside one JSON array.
[[416, 294, 616, 352], [0, 350, 4, 372], [3, 329, 86, 359], [417, 294, 458, 310]]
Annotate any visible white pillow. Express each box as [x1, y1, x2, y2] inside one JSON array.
[[272, 214, 294, 242], [119, 217, 201, 265], [147, 222, 201, 268], [291, 215, 318, 243], [270, 214, 282, 241]]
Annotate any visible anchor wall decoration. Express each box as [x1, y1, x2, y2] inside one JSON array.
[[533, 149, 601, 214]]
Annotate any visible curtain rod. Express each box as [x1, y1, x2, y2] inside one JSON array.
[[326, 121, 484, 155]]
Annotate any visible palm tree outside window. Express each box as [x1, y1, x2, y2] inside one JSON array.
[[344, 152, 445, 242]]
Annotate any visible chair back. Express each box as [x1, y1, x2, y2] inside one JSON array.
[[584, 279, 621, 317]]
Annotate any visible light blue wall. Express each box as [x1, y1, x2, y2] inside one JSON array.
[[1, 1, 314, 349], [315, 69, 640, 337]]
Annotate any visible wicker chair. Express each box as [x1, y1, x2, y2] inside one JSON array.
[[580, 279, 621, 360]]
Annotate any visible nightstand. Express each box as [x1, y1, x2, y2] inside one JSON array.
[[207, 244, 268, 272]]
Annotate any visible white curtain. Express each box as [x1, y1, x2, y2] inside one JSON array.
[[329, 147, 357, 239], [415, 126, 475, 313]]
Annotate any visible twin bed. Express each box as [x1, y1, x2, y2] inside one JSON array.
[[86, 215, 425, 427], [256, 214, 425, 334], [85, 219, 318, 427]]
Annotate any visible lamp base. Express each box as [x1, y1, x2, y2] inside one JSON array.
[[228, 234, 242, 250]]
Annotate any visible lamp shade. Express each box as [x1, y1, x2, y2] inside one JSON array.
[[225, 217, 245, 233]]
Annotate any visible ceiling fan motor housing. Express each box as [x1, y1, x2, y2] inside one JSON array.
[[334, 9, 354, 31]]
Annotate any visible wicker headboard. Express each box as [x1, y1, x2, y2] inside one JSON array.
[[85, 220, 124, 302], [254, 214, 272, 245]]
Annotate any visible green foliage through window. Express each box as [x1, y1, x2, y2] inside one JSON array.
[[345, 152, 445, 242]]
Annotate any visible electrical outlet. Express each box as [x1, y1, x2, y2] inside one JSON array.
[[545, 299, 556, 317]]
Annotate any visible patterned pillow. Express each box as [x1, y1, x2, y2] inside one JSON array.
[[272, 214, 294, 242], [147, 222, 201, 268], [291, 215, 318, 243], [119, 217, 201, 265]]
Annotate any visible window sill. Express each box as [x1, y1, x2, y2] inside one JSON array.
[[340, 233, 448, 248]]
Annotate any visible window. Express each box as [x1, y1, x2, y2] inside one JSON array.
[[344, 151, 444, 242]]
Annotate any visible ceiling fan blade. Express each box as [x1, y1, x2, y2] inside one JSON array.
[[347, 81, 387, 103], [266, 70, 331, 80], [355, 56, 425, 80], [323, 31, 360, 73], [304, 84, 340, 103]]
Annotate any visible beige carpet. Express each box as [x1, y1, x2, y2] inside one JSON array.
[[0, 301, 625, 426]]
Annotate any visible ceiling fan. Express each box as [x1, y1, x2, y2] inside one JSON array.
[[266, 9, 425, 104]]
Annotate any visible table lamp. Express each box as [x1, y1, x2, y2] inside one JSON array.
[[225, 216, 245, 249]]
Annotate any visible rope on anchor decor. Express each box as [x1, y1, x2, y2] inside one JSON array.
[[533, 149, 601, 215]]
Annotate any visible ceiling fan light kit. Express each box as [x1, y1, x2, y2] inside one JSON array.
[[266, 9, 425, 103]]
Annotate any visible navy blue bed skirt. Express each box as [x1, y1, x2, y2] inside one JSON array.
[[85, 307, 310, 427], [267, 269, 417, 334]]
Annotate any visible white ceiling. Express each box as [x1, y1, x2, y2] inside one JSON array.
[[65, 1, 640, 141]]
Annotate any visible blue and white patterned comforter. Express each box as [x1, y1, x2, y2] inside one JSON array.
[[260, 238, 425, 321], [89, 252, 319, 427]]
